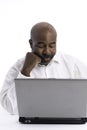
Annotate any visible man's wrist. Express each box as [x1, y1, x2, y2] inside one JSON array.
[[21, 69, 30, 77]]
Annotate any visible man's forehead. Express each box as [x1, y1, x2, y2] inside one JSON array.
[[31, 30, 57, 43], [33, 34, 56, 43]]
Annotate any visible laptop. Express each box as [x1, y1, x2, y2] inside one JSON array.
[[15, 79, 87, 124]]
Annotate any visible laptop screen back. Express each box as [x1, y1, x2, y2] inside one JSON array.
[[15, 79, 87, 118]]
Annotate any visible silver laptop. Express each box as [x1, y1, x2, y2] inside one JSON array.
[[15, 79, 87, 124]]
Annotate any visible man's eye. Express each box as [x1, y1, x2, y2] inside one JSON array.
[[38, 46, 44, 48], [49, 44, 56, 48], [36, 45, 44, 48]]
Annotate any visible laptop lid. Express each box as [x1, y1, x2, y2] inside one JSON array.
[[15, 79, 87, 118]]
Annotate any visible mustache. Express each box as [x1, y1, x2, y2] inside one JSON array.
[[33, 52, 54, 59], [41, 54, 53, 59], [35, 53, 53, 59]]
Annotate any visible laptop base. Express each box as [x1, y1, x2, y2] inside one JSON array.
[[19, 117, 87, 124]]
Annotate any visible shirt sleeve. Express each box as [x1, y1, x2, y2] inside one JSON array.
[[0, 58, 33, 115], [74, 59, 87, 78], [17, 71, 33, 78]]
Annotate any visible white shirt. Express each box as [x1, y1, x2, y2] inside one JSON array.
[[0, 52, 87, 115]]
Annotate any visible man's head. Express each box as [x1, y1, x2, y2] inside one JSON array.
[[29, 22, 57, 65]]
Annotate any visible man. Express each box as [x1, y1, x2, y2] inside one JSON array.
[[0, 22, 87, 115]]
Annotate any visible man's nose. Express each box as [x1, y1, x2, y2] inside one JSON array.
[[43, 47, 51, 55]]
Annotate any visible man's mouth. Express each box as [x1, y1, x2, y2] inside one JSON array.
[[40, 54, 54, 62], [44, 57, 51, 61], [39, 55, 54, 65]]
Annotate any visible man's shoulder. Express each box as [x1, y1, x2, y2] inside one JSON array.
[[16, 56, 25, 64], [56, 51, 77, 63], [12, 56, 26, 71]]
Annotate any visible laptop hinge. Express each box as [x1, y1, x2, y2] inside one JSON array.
[[19, 117, 87, 124]]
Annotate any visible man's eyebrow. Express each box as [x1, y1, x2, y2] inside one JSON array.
[[50, 42, 56, 44], [37, 42, 45, 44], [37, 42, 56, 45]]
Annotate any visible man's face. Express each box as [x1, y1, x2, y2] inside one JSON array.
[[30, 30, 56, 65]]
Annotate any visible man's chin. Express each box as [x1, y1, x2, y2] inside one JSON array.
[[40, 59, 52, 66], [40, 62, 49, 66]]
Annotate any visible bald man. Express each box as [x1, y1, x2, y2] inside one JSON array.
[[0, 22, 87, 114]]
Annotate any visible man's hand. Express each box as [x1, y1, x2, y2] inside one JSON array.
[[21, 52, 41, 76]]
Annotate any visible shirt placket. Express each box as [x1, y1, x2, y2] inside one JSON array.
[[42, 66, 48, 78]]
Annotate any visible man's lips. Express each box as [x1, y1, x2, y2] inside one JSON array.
[[43, 57, 51, 61]]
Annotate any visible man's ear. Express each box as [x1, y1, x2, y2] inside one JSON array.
[[29, 39, 33, 49]]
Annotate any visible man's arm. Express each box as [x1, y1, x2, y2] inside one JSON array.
[[0, 53, 41, 114], [74, 59, 87, 78], [21, 52, 41, 76], [0, 57, 28, 114], [0, 61, 20, 114]]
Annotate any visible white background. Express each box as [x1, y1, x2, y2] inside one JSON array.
[[0, 0, 87, 129]]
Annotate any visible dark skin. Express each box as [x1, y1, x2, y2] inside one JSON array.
[[21, 22, 57, 76]]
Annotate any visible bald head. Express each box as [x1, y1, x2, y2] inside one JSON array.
[[30, 22, 57, 40]]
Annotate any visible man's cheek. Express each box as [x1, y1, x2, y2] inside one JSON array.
[[33, 51, 42, 59]]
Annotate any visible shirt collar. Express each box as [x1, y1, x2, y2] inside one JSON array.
[[52, 53, 60, 64]]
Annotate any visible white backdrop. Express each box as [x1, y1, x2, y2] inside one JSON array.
[[0, 0, 87, 90]]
